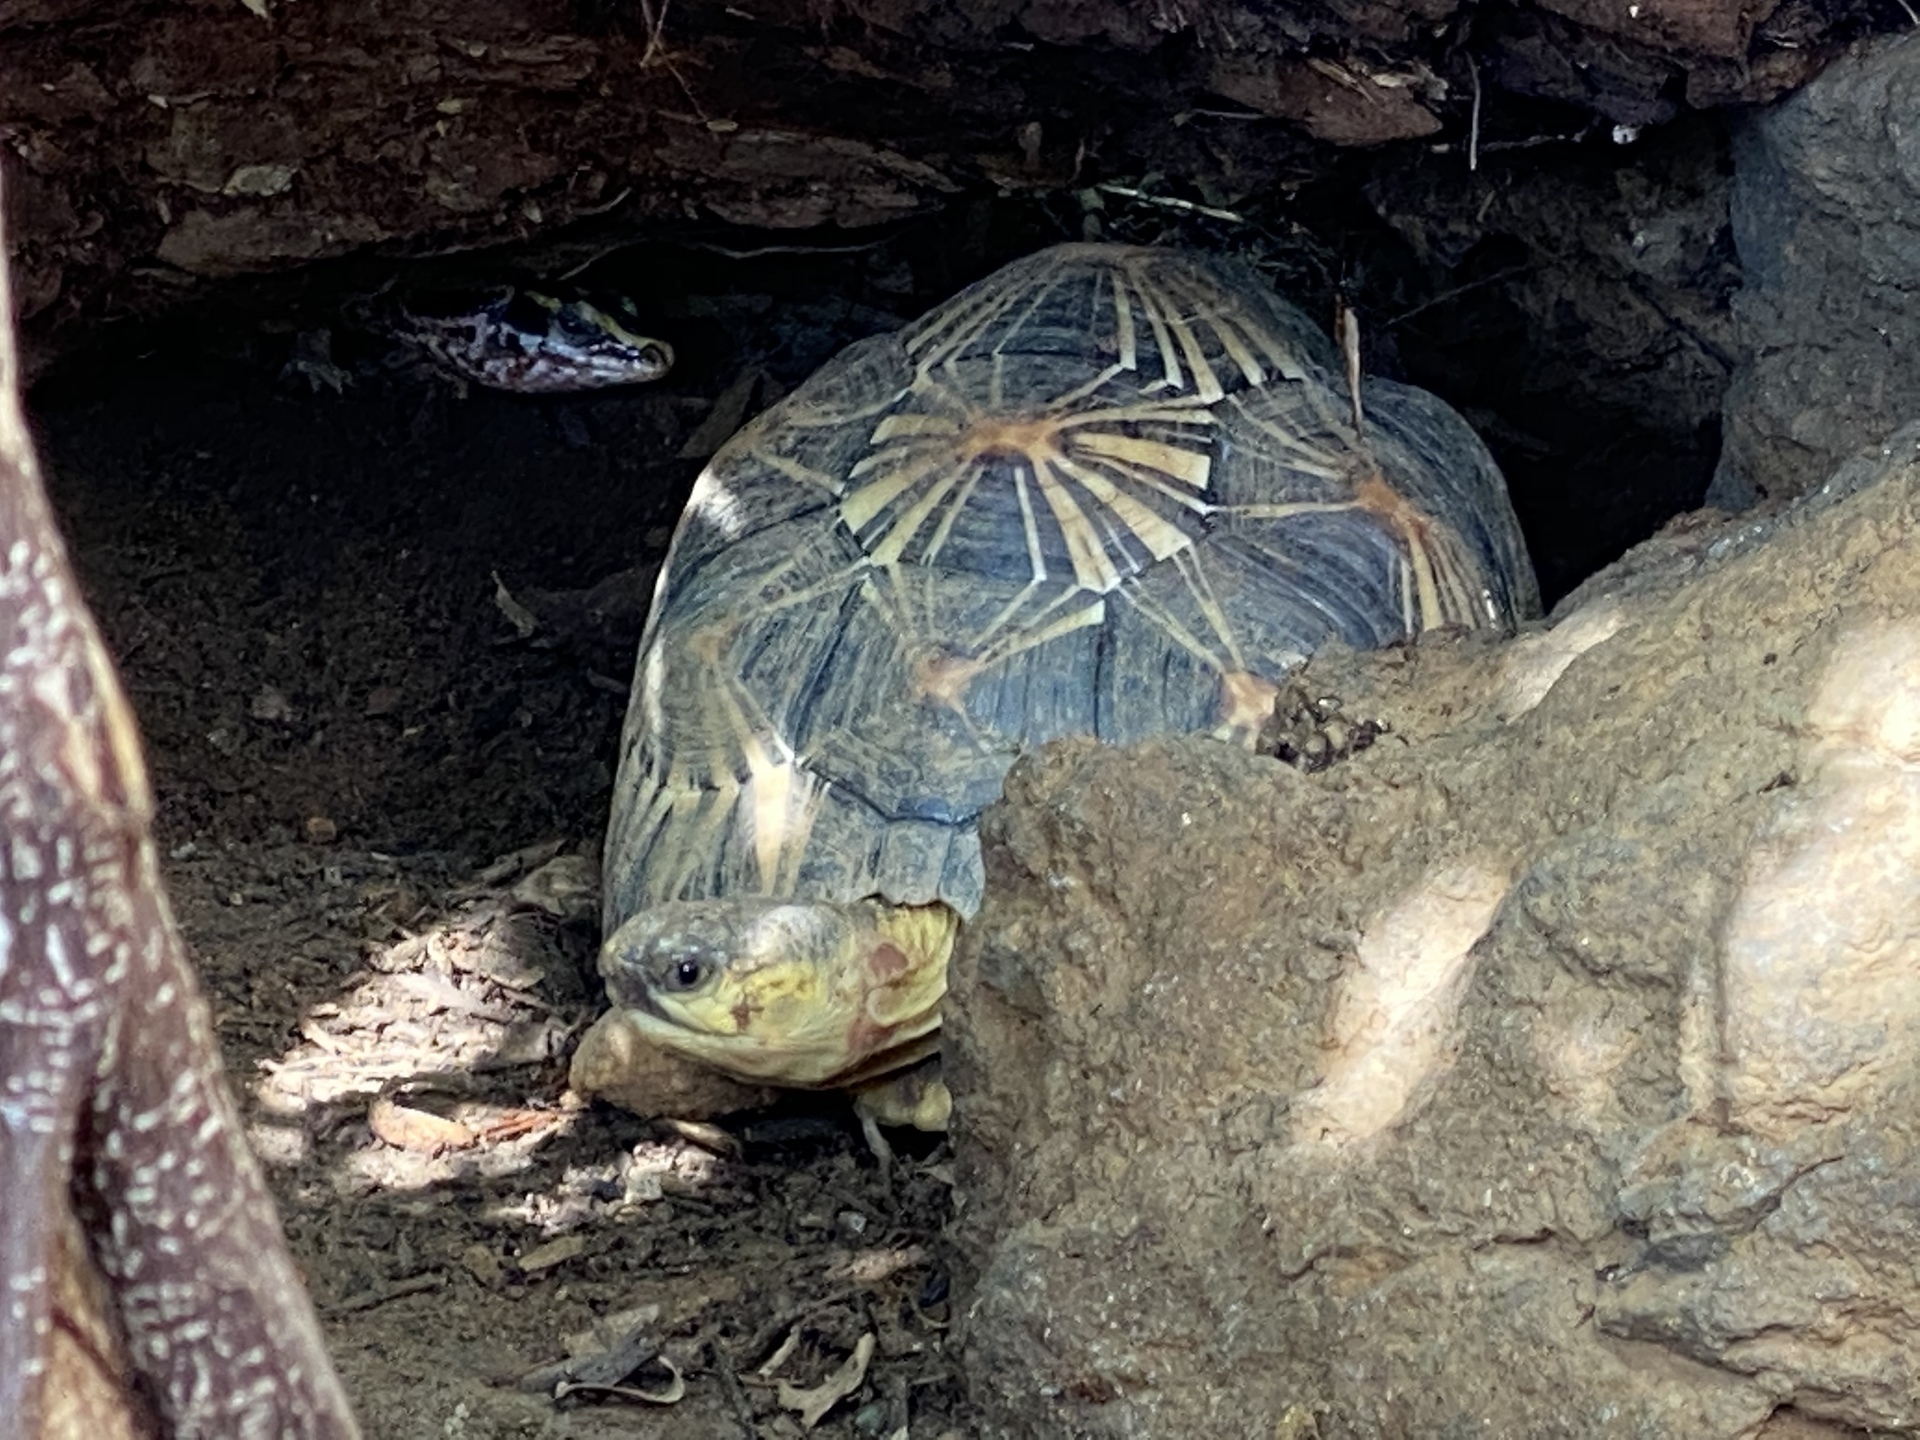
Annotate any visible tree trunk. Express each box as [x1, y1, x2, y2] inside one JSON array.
[[0, 180, 358, 1440]]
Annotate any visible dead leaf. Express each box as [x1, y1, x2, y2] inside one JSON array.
[[829, 1244, 928, 1286], [663, 1116, 742, 1157], [777, 1332, 875, 1429], [511, 853, 598, 921], [492, 571, 539, 639], [368, 1096, 476, 1152]]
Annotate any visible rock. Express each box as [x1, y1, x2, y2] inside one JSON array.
[[949, 423, 1920, 1436], [571, 1008, 779, 1120], [1714, 30, 1920, 507]]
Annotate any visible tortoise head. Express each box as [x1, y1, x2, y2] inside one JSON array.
[[596, 897, 958, 1089]]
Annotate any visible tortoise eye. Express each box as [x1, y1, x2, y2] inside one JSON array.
[[668, 956, 704, 990]]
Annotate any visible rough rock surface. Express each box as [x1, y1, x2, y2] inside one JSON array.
[[1714, 30, 1920, 507], [948, 423, 1920, 1437]]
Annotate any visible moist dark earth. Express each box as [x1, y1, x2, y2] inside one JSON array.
[[31, 238, 984, 1440]]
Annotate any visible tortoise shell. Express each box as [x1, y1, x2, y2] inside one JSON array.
[[604, 244, 1537, 931]]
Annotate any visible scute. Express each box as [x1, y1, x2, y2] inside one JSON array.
[[605, 244, 1538, 933]]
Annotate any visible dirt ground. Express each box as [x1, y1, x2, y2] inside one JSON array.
[[30, 237, 986, 1440]]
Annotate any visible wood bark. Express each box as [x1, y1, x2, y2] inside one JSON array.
[[0, 179, 358, 1439]]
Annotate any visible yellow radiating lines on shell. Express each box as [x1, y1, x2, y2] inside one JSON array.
[[1403, 521, 1486, 631], [989, 595, 1108, 663], [621, 768, 678, 896], [953, 474, 1053, 652], [667, 768, 734, 900], [1223, 392, 1350, 479], [1162, 309, 1223, 403], [870, 412, 963, 444], [1052, 453, 1192, 564], [1110, 269, 1139, 370], [755, 759, 821, 895], [1014, 469, 1046, 580], [1168, 545, 1248, 670], [1070, 431, 1213, 489], [1039, 361, 1135, 413], [969, 576, 1099, 656], [704, 646, 815, 894], [906, 261, 1051, 368], [919, 464, 985, 566], [870, 464, 971, 566], [841, 446, 952, 534], [1121, 574, 1238, 675], [1133, 281, 1185, 393], [1030, 449, 1121, 593], [750, 448, 846, 498], [1208, 310, 1267, 386], [1159, 267, 1307, 385]]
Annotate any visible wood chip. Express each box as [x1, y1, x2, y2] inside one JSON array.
[[663, 1117, 742, 1156], [462, 1243, 505, 1287], [756, 1323, 802, 1379], [368, 1096, 477, 1152], [829, 1244, 928, 1286], [777, 1332, 875, 1429], [517, 1234, 587, 1273]]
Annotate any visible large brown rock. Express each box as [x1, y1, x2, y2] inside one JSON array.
[[949, 424, 1920, 1437]]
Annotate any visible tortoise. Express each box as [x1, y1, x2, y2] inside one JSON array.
[[579, 243, 1537, 1128]]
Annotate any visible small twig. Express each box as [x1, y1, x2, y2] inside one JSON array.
[[1467, 53, 1482, 172], [1382, 264, 1531, 330], [553, 1358, 685, 1407], [741, 1288, 863, 1371], [329, 1271, 446, 1314], [1431, 129, 1591, 156], [1096, 183, 1246, 224], [1337, 299, 1366, 441], [686, 237, 896, 260], [711, 1341, 758, 1438], [1896, 0, 1920, 26], [636, 0, 712, 122], [638, 0, 672, 66], [755, 1323, 803, 1379]]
